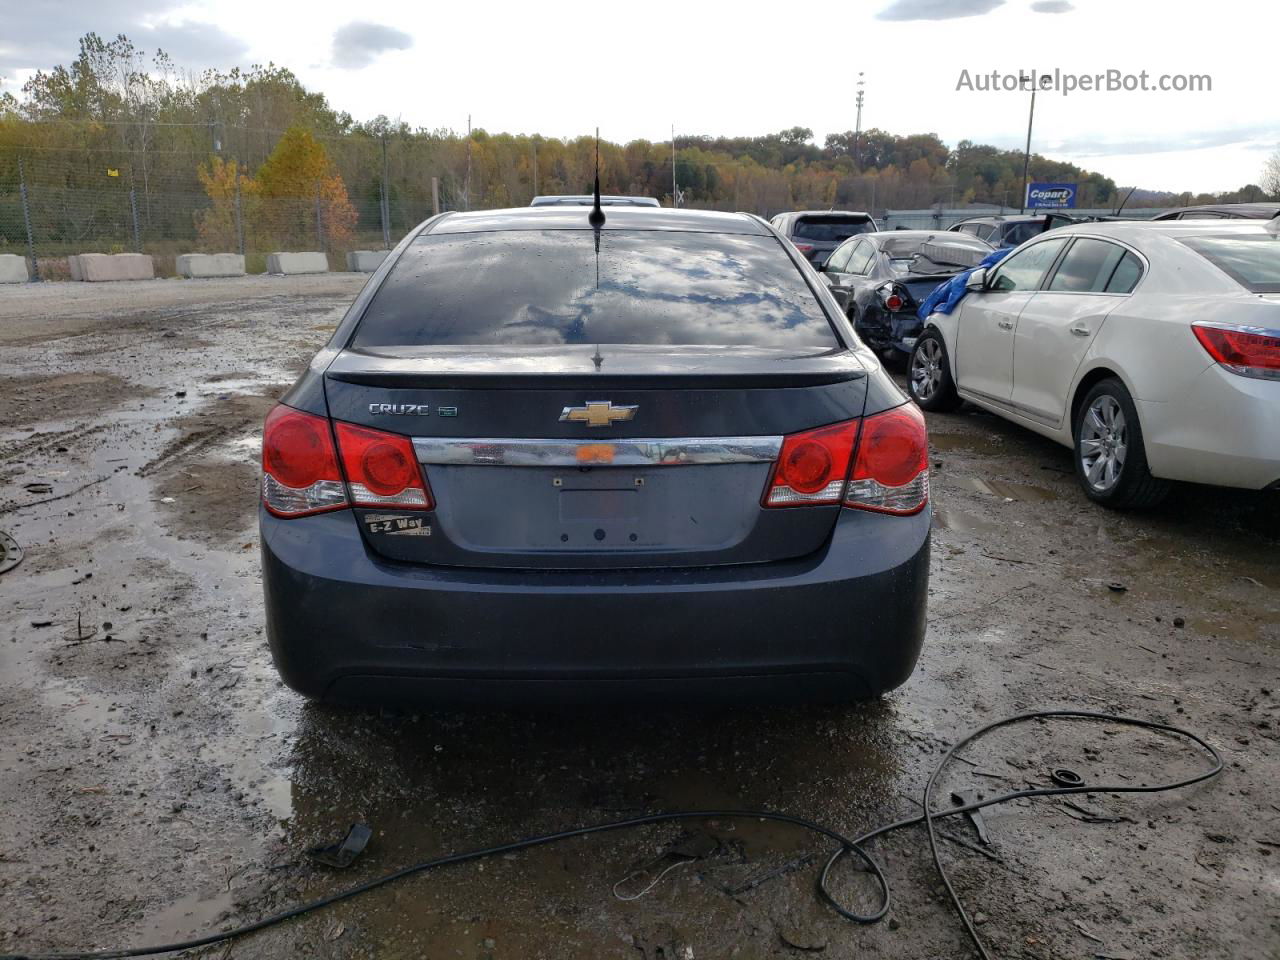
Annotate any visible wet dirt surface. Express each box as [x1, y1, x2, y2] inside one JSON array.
[[1, 277, 1277, 960]]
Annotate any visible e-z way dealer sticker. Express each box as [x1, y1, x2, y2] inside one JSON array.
[[363, 514, 431, 536]]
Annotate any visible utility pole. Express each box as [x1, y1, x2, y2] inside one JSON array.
[[671, 124, 678, 208], [532, 138, 538, 200], [18, 158, 39, 281], [464, 114, 472, 211], [380, 133, 391, 249], [431, 176, 440, 216], [1018, 72, 1048, 214], [854, 72, 865, 166]]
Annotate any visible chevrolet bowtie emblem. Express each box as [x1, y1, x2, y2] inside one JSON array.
[[559, 401, 638, 428]]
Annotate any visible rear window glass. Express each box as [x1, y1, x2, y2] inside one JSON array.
[[793, 217, 874, 242], [352, 230, 839, 348], [1180, 235, 1280, 293]]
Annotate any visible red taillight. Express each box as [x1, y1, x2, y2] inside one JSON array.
[[261, 405, 348, 517], [764, 420, 859, 507], [844, 404, 929, 515], [1192, 322, 1280, 380], [793, 243, 814, 254], [334, 422, 433, 509], [879, 284, 906, 312]]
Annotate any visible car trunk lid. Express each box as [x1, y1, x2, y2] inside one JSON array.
[[323, 345, 869, 570]]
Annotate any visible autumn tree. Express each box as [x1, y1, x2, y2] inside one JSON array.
[[251, 126, 358, 251], [194, 156, 249, 251]]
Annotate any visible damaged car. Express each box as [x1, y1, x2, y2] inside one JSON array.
[[820, 230, 993, 360], [259, 205, 931, 705]]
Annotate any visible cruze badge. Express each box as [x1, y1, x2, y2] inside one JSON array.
[[559, 401, 638, 428], [368, 403, 457, 417]]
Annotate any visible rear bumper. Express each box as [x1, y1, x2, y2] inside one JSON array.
[[260, 505, 930, 704], [1140, 364, 1280, 490]]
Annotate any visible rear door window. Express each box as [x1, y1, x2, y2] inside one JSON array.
[[1047, 239, 1128, 292], [989, 237, 1069, 292], [825, 240, 855, 273], [845, 240, 874, 275], [1104, 252, 1144, 293], [352, 230, 841, 348]]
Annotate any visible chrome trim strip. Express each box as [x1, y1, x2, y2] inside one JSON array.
[[412, 436, 783, 467]]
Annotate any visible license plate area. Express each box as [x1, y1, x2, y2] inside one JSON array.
[[429, 463, 768, 554]]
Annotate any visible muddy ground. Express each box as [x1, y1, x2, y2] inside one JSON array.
[[0, 275, 1277, 960]]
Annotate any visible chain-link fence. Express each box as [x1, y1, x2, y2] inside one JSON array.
[[0, 123, 1168, 280]]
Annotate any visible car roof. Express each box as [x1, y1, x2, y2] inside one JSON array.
[[1026, 217, 1279, 245], [427, 206, 772, 236], [784, 210, 873, 219], [530, 195, 659, 207], [954, 215, 1046, 226], [1156, 202, 1280, 218]]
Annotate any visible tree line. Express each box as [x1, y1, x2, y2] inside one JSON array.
[[1, 32, 1276, 257]]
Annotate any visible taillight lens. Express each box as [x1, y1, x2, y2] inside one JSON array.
[[1192, 322, 1280, 380], [334, 422, 433, 509], [844, 404, 929, 515], [764, 420, 859, 507], [878, 283, 906, 312], [793, 243, 814, 254], [261, 405, 349, 517]]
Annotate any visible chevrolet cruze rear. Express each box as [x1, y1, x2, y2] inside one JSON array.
[[260, 207, 930, 703]]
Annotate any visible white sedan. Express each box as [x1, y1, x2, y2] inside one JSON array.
[[907, 218, 1280, 508]]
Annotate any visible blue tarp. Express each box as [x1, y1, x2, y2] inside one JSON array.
[[916, 248, 1014, 321]]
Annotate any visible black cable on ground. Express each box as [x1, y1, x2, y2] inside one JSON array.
[[0, 709, 1223, 960]]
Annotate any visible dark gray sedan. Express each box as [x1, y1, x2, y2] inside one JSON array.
[[259, 206, 930, 704], [820, 230, 992, 359]]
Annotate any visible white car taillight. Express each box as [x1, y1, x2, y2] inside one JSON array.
[[1192, 322, 1280, 381], [261, 405, 349, 517], [843, 404, 929, 515]]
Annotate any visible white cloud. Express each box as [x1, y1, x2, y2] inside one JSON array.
[[330, 22, 412, 69]]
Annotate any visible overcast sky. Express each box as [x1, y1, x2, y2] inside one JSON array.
[[3, 0, 1277, 194]]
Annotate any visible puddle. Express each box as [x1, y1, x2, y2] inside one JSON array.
[[932, 505, 1002, 536], [930, 432, 1011, 456], [960, 476, 1060, 502]]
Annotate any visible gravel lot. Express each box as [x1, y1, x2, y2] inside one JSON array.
[[1, 275, 1277, 960]]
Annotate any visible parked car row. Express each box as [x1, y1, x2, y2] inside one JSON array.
[[905, 218, 1280, 508], [260, 195, 1277, 705]]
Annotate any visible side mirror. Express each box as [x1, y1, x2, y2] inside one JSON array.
[[965, 268, 987, 292]]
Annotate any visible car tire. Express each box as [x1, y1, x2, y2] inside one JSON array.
[[1073, 378, 1172, 510], [907, 330, 961, 412]]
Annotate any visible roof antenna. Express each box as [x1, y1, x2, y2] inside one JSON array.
[[588, 128, 605, 228]]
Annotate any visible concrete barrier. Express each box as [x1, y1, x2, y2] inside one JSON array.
[[0, 254, 28, 284], [68, 255, 83, 281], [177, 253, 246, 279], [74, 253, 155, 282], [346, 250, 388, 273], [267, 252, 329, 275]]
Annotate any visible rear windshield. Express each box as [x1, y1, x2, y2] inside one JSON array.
[[351, 230, 839, 348], [792, 217, 874, 242], [1180, 235, 1280, 293], [1002, 221, 1046, 246]]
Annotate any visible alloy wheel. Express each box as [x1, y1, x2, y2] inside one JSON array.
[[1079, 394, 1128, 492], [911, 338, 943, 401]]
